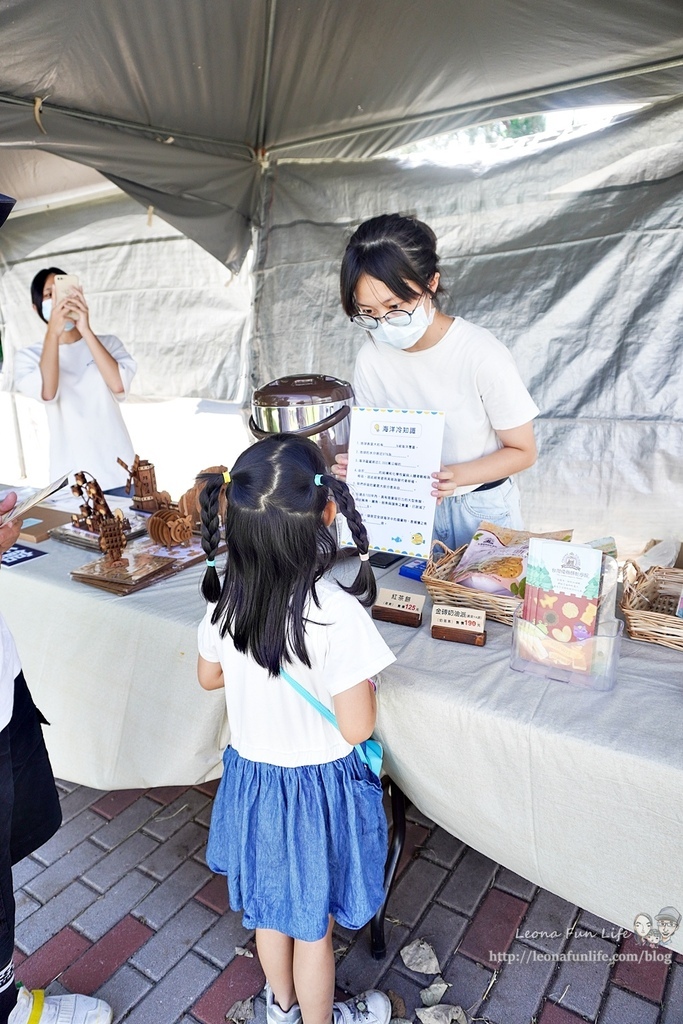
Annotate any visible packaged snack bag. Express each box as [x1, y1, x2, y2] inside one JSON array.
[[450, 522, 572, 598]]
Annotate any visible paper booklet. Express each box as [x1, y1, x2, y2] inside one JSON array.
[[0, 475, 69, 526], [523, 538, 603, 642]]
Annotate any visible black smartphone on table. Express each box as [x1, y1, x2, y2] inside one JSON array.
[[368, 551, 404, 568]]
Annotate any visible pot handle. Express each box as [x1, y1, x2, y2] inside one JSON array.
[[249, 404, 351, 441], [248, 416, 271, 440]]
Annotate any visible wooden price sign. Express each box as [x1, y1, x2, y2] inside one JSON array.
[[431, 604, 487, 645], [372, 588, 426, 628]]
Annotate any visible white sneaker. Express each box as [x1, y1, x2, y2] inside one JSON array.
[[332, 991, 391, 1024], [265, 983, 302, 1024], [8, 987, 113, 1024]]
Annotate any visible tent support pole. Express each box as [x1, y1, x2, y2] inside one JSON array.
[[247, 154, 276, 392], [10, 393, 26, 480], [0, 94, 255, 163], [4, 49, 681, 161], [256, 0, 278, 154]]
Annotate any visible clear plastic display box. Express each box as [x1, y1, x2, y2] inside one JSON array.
[[510, 607, 623, 690], [509, 555, 623, 691]]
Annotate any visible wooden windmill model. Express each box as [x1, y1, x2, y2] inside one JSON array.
[[117, 455, 172, 513]]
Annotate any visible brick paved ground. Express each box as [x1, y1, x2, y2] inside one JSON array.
[[12, 781, 681, 1024]]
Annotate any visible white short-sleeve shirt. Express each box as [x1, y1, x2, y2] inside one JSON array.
[[198, 578, 396, 767], [353, 317, 540, 496]]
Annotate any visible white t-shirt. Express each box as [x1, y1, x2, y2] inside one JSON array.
[[353, 317, 540, 496], [198, 578, 396, 767], [14, 335, 136, 490], [0, 612, 21, 732]]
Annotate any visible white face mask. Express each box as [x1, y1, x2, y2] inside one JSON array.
[[372, 296, 435, 350], [42, 298, 75, 331]]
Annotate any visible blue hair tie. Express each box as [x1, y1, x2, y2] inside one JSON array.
[[205, 559, 216, 568], [314, 474, 324, 486]]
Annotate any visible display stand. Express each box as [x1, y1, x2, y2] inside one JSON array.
[[510, 606, 623, 690]]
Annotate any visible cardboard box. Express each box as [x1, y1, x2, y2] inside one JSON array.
[[18, 506, 73, 543]]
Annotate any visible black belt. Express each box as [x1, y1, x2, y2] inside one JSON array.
[[473, 477, 509, 492]]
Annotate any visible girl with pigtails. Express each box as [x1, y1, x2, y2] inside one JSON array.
[[197, 433, 396, 1024]]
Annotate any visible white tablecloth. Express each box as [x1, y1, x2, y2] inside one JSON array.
[[1, 535, 230, 789], [3, 539, 682, 951], [0, 538, 395, 791], [372, 565, 683, 954]]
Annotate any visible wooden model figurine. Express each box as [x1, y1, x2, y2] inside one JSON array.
[[71, 472, 131, 534], [99, 511, 129, 568], [178, 465, 229, 531], [147, 508, 193, 548], [117, 455, 173, 513]]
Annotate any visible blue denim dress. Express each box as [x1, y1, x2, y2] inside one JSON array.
[[206, 745, 388, 942]]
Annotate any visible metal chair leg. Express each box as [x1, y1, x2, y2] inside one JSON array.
[[370, 778, 406, 959]]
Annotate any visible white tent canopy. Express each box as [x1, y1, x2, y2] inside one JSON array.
[[2, 0, 683, 267]]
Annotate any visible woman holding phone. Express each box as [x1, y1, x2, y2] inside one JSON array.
[[333, 213, 539, 551], [14, 267, 136, 491]]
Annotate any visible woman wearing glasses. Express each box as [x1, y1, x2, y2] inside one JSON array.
[[334, 213, 539, 551]]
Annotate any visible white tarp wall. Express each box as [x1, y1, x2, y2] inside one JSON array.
[[253, 99, 683, 555], [0, 188, 252, 490]]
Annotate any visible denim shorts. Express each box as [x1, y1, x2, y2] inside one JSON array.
[[206, 746, 388, 941], [433, 477, 523, 551]]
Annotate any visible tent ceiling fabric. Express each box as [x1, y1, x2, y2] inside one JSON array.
[[0, 149, 105, 204], [2, 0, 683, 267]]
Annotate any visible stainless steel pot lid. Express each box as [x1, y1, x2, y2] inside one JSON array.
[[252, 374, 353, 408]]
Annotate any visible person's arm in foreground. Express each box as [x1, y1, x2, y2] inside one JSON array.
[[0, 492, 21, 556], [198, 654, 225, 690], [0, 493, 21, 552], [334, 679, 376, 746]]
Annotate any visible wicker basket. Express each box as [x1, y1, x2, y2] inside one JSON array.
[[422, 540, 523, 626], [620, 561, 683, 652]]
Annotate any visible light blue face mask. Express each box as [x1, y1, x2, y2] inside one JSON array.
[[42, 298, 75, 331], [371, 295, 435, 350]]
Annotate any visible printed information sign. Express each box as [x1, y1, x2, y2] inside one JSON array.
[[343, 407, 445, 556]]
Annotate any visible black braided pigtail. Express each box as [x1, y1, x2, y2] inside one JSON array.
[[323, 474, 377, 607], [199, 474, 225, 602]]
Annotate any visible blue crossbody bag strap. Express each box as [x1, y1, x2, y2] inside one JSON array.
[[280, 668, 383, 777]]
